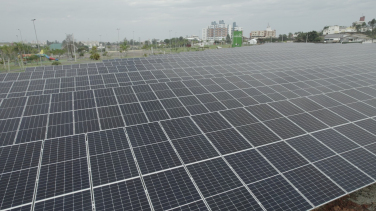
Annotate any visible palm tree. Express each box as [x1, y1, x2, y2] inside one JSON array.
[[13, 42, 25, 70], [0, 46, 6, 70], [2, 45, 14, 72], [369, 18, 376, 43]]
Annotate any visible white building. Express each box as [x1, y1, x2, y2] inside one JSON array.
[[186, 35, 200, 41], [248, 39, 257, 44], [322, 25, 340, 35]]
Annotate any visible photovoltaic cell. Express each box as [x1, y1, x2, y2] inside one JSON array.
[[259, 141, 308, 172], [236, 122, 280, 147], [144, 167, 201, 210], [172, 135, 219, 164], [0, 168, 37, 210], [264, 117, 306, 139], [90, 149, 138, 186], [42, 135, 86, 165], [284, 165, 345, 206], [161, 117, 202, 140], [225, 149, 278, 184], [133, 141, 181, 174], [0, 141, 42, 174], [287, 135, 335, 162], [94, 178, 151, 210], [220, 108, 258, 127], [37, 158, 90, 200], [312, 129, 358, 153], [309, 109, 348, 127], [249, 175, 312, 211], [205, 128, 252, 155], [341, 148, 376, 178], [315, 156, 373, 192], [187, 158, 242, 197], [169, 200, 207, 211], [335, 124, 376, 146], [206, 187, 263, 211], [245, 104, 282, 121], [88, 128, 129, 155], [192, 113, 231, 133], [34, 190, 92, 211]]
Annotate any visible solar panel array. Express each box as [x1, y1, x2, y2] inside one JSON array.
[[1, 44, 376, 211]]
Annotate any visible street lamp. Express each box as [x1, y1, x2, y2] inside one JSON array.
[[117, 28, 120, 58], [18, 29, 23, 43], [18, 29, 25, 54], [31, 19, 42, 66], [99, 35, 102, 53]]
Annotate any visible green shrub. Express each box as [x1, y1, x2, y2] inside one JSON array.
[[51, 61, 61, 65], [90, 53, 100, 60]]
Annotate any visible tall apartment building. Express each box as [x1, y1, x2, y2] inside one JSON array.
[[202, 20, 244, 41], [250, 24, 277, 39], [203, 20, 239, 41]]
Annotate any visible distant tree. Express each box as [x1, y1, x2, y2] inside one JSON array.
[[89, 46, 100, 60], [119, 40, 129, 57], [307, 31, 320, 42], [278, 34, 287, 41], [369, 18, 376, 43], [27, 55, 39, 64], [226, 34, 231, 44], [288, 32, 293, 39], [355, 24, 362, 32], [42, 45, 50, 55]]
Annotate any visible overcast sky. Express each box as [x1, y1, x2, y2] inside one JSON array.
[[1, 0, 375, 43]]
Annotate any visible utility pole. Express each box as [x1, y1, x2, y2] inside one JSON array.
[[31, 19, 42, 66], [306, 32, 308, 43], [117, 28, 120, 58], [133, 31, 134, 50], [72, 34, 76, 62]]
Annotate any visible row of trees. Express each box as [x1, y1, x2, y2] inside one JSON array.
[[293, 31, 322, 42], [0, 42, 37, 72]]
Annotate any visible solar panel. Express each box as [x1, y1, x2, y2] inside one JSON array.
[[0, 44, 376, 210]]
